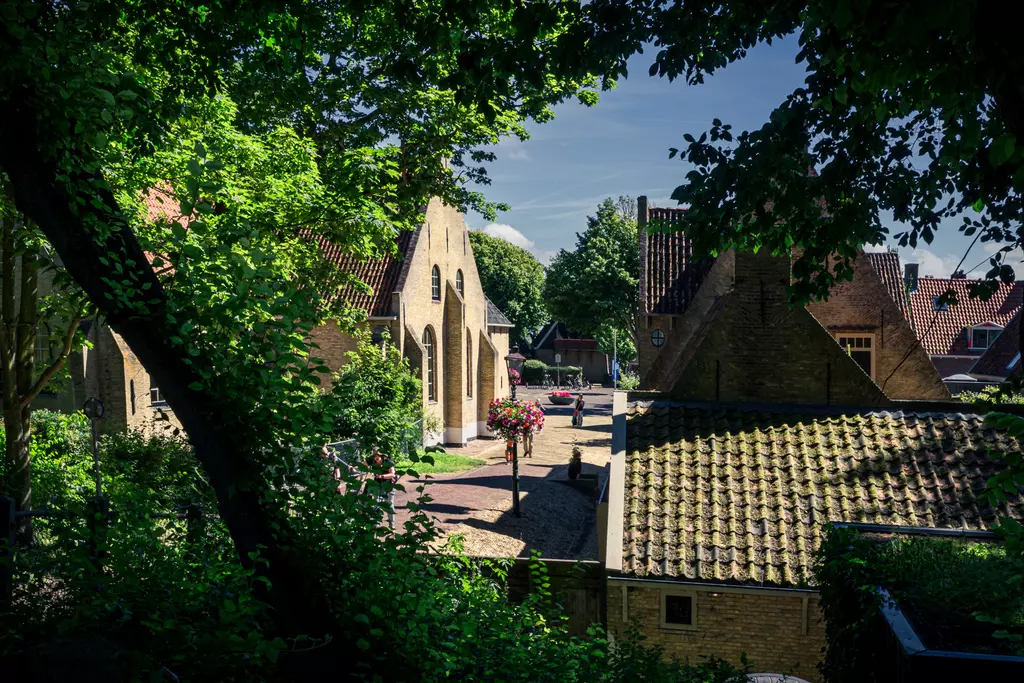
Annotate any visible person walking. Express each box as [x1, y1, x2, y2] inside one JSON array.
[[574, 393, 586, 428], [363, 449, 398, 529]]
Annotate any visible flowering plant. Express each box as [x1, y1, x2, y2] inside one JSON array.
[[486, 397, 545, 441], [507, 368, 521, 386], [551, 390, 571, 398]]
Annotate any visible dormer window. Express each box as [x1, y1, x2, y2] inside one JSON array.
[[932, 296, 949, 312], [969, 324, 1003, 350]]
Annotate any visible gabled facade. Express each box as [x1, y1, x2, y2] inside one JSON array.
[[529, 321, 609, 383], [636, 198, 949, 402], [899, 271, 1024, 379], [309, 198, 512, 445]]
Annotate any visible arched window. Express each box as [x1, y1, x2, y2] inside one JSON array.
[[423, 328, 436, 401], [456, 269, 464, 297], [466, 335, 473, 397], [130, 379, 136, 415], [431, 265, 441, 300]]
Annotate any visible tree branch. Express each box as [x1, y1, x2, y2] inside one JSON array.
[[19, 314, 82, 411]]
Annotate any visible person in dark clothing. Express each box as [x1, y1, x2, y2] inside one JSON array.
[[574, 393, 585, 428], [363, 449, 398, 529]]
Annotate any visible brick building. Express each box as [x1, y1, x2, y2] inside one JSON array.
[[636, 198, 948, 402], [900, 270, 1024, 379], [309, 197, 513, 445], [601, 242, 1024, 679], [36, 194, 512, 444], [530, 321, 609, 383]]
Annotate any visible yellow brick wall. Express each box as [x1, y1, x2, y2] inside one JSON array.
[[607, 583, 825, 682]]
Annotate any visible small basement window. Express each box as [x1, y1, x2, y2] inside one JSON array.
[[660, 591, 696, 629]]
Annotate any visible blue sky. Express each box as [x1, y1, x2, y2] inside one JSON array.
[[464, 36, 991, 278]]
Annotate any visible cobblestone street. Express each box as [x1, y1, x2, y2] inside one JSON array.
[[395, 387, 612, 558]]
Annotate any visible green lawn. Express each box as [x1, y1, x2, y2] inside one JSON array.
[[399, 452, 485, 475]]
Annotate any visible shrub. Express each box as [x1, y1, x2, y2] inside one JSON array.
[[0, 410, 93, 510], [522, 359, 548, 385], [618, 371, 641, 391], [101, 430, 212, 512]]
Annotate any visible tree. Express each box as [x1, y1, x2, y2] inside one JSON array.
[[544, 196, 639, 340], [0, 191, 90, 544], [595, 325, 636, 365], [468, 230, 547, 343], [0, 0, 609, 652]]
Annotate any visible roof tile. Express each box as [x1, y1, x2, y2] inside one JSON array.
[[865, 251, 913, 324], [622, 402, 1024, 586], [642, 206, 713, 315], [972, 311, 1021, 377], [908, 278, 1024, 355]]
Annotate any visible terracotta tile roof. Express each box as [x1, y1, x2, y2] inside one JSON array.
[[642, 206, 713, 315], [972, 312, 1021, 377], [486, 298, 514, 327], [622, 402, 1024, 587], [305, 229, 418, 317], [908, 278, 1024, 355], [865, 251, 913, 325]]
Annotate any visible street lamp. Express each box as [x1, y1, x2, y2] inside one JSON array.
[[83, 398, 104, 498], [504, 346, 526, 399], [503, 346, 526, 517]]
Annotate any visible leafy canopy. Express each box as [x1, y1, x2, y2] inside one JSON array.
[[601, 0, 1024, 304], [468, 230, 547, 342], [545, 196, 639, 342]]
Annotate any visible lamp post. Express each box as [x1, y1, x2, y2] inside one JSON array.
[[504, 346, 526, 517], [83, 398, 104, 498]]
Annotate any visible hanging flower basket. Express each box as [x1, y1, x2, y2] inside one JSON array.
[[486, 397, 545, 442]]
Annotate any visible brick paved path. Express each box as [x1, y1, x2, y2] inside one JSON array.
[[395, 387, 613, 559]]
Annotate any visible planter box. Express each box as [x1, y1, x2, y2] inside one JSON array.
[[548, 395, 574, 405]]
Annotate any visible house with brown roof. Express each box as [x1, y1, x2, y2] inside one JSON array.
[[971, 311, 1021, 382], [529, 321, 609, 383], [901, 272, 1024, 380], [308, 198, 513, 445], [636, 198, 948, 402], [38, 193, 513, 445], [601, 243, 1024, 678]]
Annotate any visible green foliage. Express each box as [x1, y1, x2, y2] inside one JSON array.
[[396, 451, 484, 474], [815, 526, 1024, 682], [545, 197, 639, 337], [0, 410, 93, 510], [101, 430, 212, 512], [596, 325, 637, 364], [624, 1, 1024, 303], [522, 359, 550, 385], [468, 230, 547, 342], [330, 328, 426, 458], [959, 385, 1024, 406], [617, 371, 641, 391]]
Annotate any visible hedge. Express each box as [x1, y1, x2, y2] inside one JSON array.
[[519, 360, 583, 385]]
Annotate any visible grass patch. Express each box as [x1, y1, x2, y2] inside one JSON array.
[[400, 452, 485, 474]]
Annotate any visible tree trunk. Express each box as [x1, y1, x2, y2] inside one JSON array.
[[0, 94, 336, 648], [3, 405, 31, 544]]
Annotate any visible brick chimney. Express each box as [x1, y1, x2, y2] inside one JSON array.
[[904, 263, 919, 292]]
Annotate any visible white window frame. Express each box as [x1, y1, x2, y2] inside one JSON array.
[[659, 589, 698, 631], [836, 333, 876, 379], [150, 384, 168, 407], [969, 324, 1003, 350]]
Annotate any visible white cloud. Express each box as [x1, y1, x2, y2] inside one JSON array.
[[475, 223, 558, 265], [863, 242, 888, 253], [904, 247, 962, 278], [506, 148, 530, 161], [479, 223, 535, 251]]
